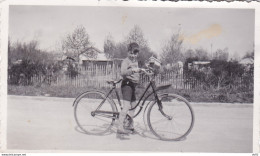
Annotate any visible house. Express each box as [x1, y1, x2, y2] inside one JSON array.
[[79, 47, 113, 67], [13, 59, 22, 65], [239, 58, 254, 72], [188, 61, 210, 70], [164, 61, 184, 74], [146, 56, 162, 67], [59, 56, 77, 72], [239, 58, 254, 66]]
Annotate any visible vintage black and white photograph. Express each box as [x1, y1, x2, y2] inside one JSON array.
[[3, 2, 257, 153]]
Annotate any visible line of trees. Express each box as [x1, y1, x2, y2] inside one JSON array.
[[62, 25, 93, 62], [8, 40, 64, 85], [103, 25, 157, 67], [8, 24, 254, 89]]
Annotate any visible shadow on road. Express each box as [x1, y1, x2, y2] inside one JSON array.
[[132, 122, 187, 142], [75, 122, 187, 142], [74, 125, 114, 136]]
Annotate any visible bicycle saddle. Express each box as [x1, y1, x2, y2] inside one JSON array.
[[106, 79, 122, 85], [155, 84, 172, 91]]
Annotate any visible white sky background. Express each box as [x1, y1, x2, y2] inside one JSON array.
[[9, 6, 254, 59]]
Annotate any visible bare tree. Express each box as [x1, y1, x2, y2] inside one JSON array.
[[8, 39, 49, 64], [125, 25, 148, 48], [195, 48, 209, 60], [62, 25, 92, 62], [184, 49, 196, 59], [104, 25, 156, 67], [213, 47, 229, 61], [104, 33, 116, 59], [160, 32, 184, 65], [242, 50, 254, 60], [125, 25, 156, 67]]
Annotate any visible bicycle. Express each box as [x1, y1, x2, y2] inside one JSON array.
[[73, 68, 194, 141]]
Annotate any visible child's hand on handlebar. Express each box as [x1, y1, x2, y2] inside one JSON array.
[[132, 68, 142, 73], [140, 68, 154, 76], [132, 68, 154, 75]]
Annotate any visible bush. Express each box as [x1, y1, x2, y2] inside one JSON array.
[[65, 63, 79, 78], [8, 59, 46, 85], [8, 40, 65, 86], [183, 58, 252, 92]]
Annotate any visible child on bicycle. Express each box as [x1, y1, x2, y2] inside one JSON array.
[[117, 42, 141, 137]]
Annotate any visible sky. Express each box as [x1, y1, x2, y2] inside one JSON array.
[[9, 6, 255, 59]]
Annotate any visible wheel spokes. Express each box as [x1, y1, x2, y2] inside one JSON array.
[[148, 94, 194, 141], [74, 92, 116, 135]]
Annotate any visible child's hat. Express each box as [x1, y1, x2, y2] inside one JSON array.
[[128, 42, 139, 52]]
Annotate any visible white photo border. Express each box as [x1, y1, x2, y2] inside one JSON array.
[[0, 0, 259, 153]]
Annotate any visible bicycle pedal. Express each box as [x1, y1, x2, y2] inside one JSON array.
[[117, 130, 130, 135], [130, 129, 137, 134], [116, 133, 130, 140], [125, 128, 135, 133]]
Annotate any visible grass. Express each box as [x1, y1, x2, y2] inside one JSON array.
[[8, 85, 107, 98], [8, 84, 253, 103], [165, 88, 253, 103]]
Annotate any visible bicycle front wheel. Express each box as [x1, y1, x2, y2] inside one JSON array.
[[147, 93, 194, 141], [74, 91, 117, 135]]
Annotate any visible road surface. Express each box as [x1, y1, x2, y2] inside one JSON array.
[[7, 95, 253, 152]]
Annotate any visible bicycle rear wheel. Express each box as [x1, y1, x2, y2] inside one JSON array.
[[74, 91, 117, 135], [147, 93, 194, 141]]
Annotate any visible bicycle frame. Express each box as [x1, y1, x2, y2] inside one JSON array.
[[74, 69, 194, 140], [94, 76, 167, 119]]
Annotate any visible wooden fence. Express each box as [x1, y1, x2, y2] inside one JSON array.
[[29, 71, 190, 89], [9, 64, 253, 91]]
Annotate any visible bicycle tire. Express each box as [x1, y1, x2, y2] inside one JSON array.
[[74, 91, 117, 135], [147, 93, 194, 141]]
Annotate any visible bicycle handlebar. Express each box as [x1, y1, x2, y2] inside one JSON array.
[[140, 68, 154, 76]]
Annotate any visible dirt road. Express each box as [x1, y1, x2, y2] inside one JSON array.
[[7, 95, 253, 152]]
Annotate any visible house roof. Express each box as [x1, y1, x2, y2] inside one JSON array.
[[80, 47, 111, 61], [193, 61, 210, 65], [13, 59, 22, 65], [239, 58, 254, 65], [80, 46, 102, 55], [84, 53, 110, 61], [148, 56, 161, 64]]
